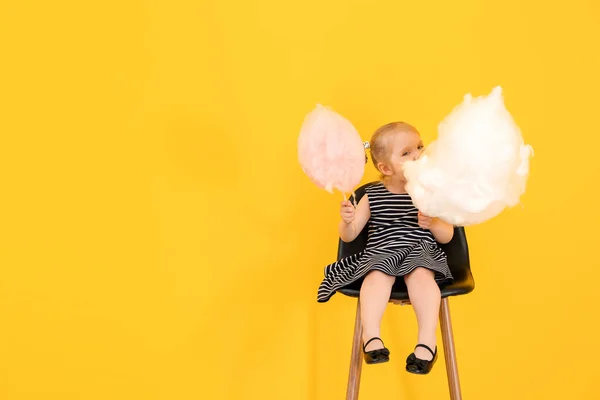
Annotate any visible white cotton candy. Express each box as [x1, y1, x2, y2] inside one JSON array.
[[403, 86, 533, 226]]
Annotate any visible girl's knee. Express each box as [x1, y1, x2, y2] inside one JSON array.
[[404, 267, 434, 282], [365, 270, 395, 283]]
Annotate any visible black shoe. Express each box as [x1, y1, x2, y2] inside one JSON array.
[[405, 344, 437, 374], [363, 337, 390, 364]]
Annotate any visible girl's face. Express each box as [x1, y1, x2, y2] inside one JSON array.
[[378, 130, 424, 180]]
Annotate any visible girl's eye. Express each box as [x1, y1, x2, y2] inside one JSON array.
[[418, 145, 424, 150], [402, 151, 410, 157]]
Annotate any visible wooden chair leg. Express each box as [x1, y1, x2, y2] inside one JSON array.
[[346, 299, 363, 400], [440, 297, 462, 400]]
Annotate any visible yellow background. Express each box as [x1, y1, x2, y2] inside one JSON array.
[[1, 0, 599, 399]]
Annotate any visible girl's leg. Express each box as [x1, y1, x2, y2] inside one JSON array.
[[404, 267, 441, 360], [360, 270, 396, 351]]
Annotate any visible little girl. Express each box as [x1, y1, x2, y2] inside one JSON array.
[[317, 122, 454, 375]]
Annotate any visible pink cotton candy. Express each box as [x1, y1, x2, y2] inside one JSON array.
[[298, 104, 365, 195]]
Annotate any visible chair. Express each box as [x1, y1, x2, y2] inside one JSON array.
[[337, 182, 474, 400]]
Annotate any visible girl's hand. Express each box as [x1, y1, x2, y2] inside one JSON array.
[[418, 211, 436, 230], [340, 200, 356, 224]]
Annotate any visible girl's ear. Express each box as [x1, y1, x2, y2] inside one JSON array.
[[378, 162, 392, 176]]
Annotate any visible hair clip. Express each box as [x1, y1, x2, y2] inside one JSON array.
[[363, 141, 370, 149]]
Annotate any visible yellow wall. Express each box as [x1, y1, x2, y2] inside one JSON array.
[[1, 1, 599, 399]]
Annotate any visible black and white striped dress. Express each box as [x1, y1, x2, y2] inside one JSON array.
[[317, 181, 453, 303]]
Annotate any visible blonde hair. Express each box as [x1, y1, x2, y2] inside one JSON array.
[[369, 122, 419, 178]]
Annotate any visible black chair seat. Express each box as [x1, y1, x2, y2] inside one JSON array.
[[335, 182, 475, 302], [338, 267, 474, 301]]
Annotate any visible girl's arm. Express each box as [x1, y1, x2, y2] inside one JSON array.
[[428, 218, 454, 244], [418, 211, 454, 244], [339, 194, 371, 242]]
